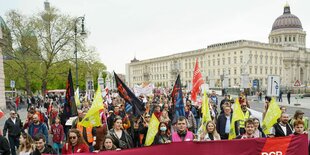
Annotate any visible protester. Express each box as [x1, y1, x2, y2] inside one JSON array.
[[280, 106, 287, 113], [31, 133, 56, 155], [50, 116, 64, 154], [159, 110, 171, 126], [235, 119, 255, 139], [252, 117, 266, 138], [108, 116, 133, 149], [3, 110, 23, 155], [107, 105, 124, 130], [0, 134, 10, 155], [293, 120, 307, 135], [172, 116, 194, 142], [138, 114, 150, 146], [153, 122, 171, 145], [239, 97, 251, 135], [289, 110, 309, 131], [28, 114, 49, 141], [152, 105, 162, 119], [184, 105, 196, 133], [217, 105, 237, 140], [199, 121, 221, 141], [19, 133, 35, 155], [262, 96, 272, 120], [220, 94, 229, 113], [75, 110, 97, 152], [24, 109, 35, 130], [62, 129, 89, 154], [271, 113, 294, 137], [100, 135, 117, 151]]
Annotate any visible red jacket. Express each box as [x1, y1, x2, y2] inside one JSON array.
[[50, 124, 64, 143], [62, 142, 89, 154]]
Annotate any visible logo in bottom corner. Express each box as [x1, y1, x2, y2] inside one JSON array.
[[261, 151, 283, 155]]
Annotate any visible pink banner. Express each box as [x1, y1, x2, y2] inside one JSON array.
[[57, 134, 309, 155]]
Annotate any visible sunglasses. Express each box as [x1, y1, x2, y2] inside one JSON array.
[[69, 136, 77, 140]]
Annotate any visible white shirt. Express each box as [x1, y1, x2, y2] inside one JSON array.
[[279, 123, 287, 135], [11, 118, 16, 124]]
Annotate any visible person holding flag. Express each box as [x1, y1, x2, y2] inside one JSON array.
[[75, 85, 106, 152], [152, 122, 171, 145], [228, 98, 244, 140], [72, 110, 97, 152], [262, 98, 282, 136], [216, 105, 234, 140]]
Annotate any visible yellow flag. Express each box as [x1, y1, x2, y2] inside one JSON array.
[[80, 86, 104, 127], [75, 87, 81, 107], [198, 90, 212, 133], [228, 98, 245, 140], [144, 114, 160, 146], [262, 98, 281, 134]]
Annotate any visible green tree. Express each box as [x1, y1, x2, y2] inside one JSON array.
[[3, 10, 41, 95], [3, 6, 106, 95]]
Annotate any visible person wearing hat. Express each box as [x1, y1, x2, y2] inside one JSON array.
[[290, 110, 309, 131]]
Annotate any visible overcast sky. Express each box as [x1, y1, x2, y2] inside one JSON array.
[[1, 0, 309, 74]]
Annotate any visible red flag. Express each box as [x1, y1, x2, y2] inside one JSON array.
[[191, 58, 204, 102], [0, 108, 4, 119]]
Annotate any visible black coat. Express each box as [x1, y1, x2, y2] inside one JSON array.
[[273, 123, 293, 137], [109, 129, 134, 149], [30, 144, 56, 155], [0, 136, 10, 155], [3, 117, 23, 137], [216, 113, 239, 138]]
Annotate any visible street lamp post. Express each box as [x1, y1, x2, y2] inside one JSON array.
[[74, 16, 86, 88]]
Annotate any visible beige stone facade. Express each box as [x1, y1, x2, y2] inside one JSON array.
[[0, 26, 6, 109], [126, 5, 310, 91]]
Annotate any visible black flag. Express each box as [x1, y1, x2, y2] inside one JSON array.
[[64, 69, 78, 119], [114, 72, 145, 116]]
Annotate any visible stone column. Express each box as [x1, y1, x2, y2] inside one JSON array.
[[0, 29, 6, 109]]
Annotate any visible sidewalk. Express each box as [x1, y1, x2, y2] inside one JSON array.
[[277, 95, 310, 110], [229, 94, 310, 109]]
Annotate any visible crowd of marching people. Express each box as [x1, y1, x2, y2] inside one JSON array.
[[0, 89, 309, 155]]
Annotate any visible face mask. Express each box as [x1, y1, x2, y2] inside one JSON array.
[[160, 127, 167, 131]]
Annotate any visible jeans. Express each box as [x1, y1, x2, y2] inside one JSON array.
[[53, 142, 62, 155], [8, 136, 20, 155]]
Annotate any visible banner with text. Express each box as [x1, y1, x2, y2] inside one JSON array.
[[53, 135, 308, 155]]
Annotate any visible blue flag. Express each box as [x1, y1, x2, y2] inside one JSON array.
[[171, 75, 185, 121], [114, 72, 145, 116]]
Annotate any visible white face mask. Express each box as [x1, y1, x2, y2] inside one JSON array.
[[160, 127, 167, 131]]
